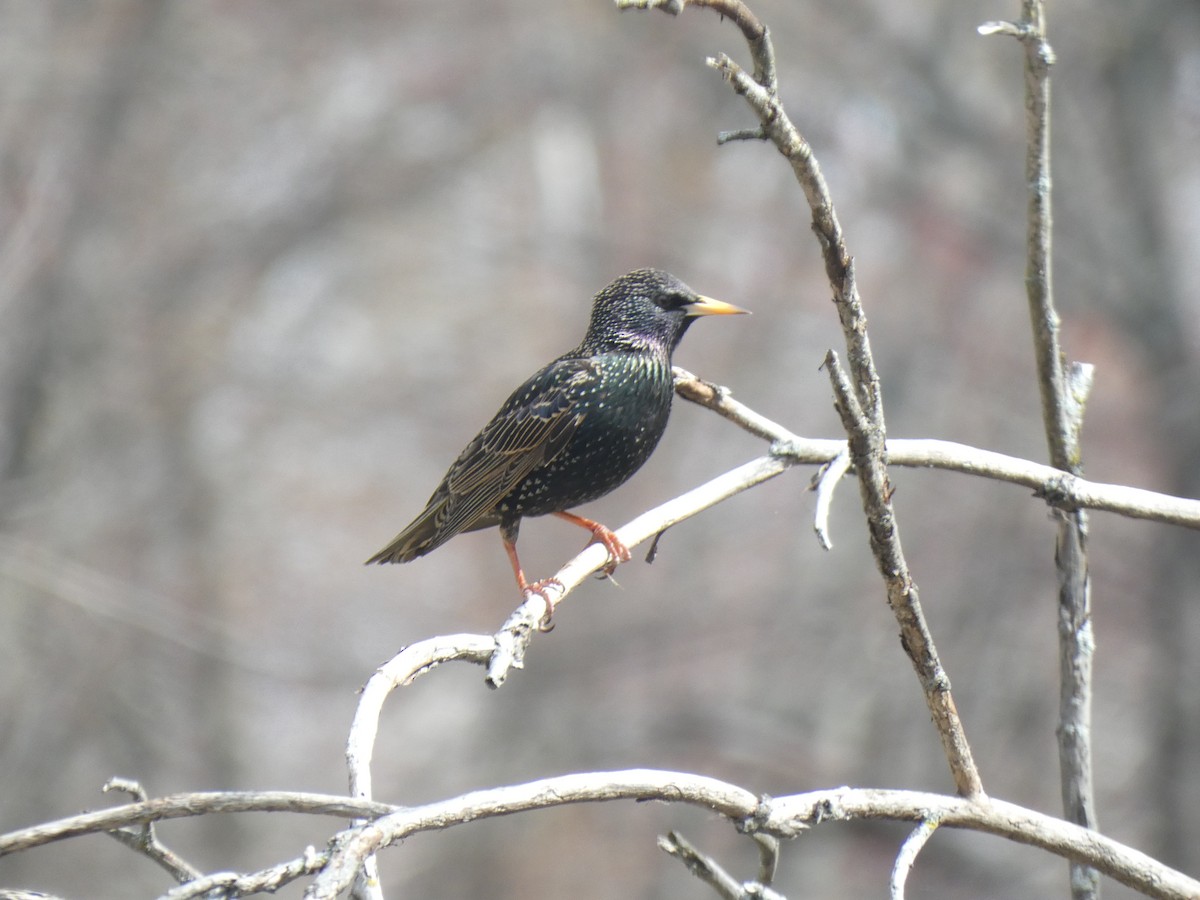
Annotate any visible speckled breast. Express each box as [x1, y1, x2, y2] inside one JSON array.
[[503, 353, 674, 518]]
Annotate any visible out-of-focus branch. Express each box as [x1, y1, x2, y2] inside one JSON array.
[[981, 6, 1098, 898]]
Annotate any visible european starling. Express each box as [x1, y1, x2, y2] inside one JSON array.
[[367, 268, 748, 598]]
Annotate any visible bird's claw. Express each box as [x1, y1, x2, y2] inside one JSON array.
[[523, 578, 564, 631], [589, 526, 631, 577]]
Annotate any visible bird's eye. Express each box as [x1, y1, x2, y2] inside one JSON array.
[[658, 291, 691, 311]]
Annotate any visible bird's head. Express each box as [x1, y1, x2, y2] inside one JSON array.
[[582, 268, 749, 355]]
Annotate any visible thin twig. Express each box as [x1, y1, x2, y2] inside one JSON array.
[[160, 847, 328, 899], [102, 778, 202, 885], [659, 831, 788, 900], [890, 817, 940, 900], [658, 831, 747, 899], [810, 445, 851, 550], [752, 831, 780, 886], [615, 0, 775, 89], [981, 6, 1098, 897]]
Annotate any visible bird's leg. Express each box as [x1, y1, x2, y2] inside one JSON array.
[[500, 521, 560, 630], [552, 511, 631, 577]]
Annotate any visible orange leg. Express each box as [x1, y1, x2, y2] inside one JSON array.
[[501, 527, 561, 629], [552, 511, 632, 576]]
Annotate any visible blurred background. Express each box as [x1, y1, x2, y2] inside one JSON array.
[[1, 1, 1198, 897]]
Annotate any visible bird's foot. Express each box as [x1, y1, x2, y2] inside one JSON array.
[[586, 524, 632, 578], [552, 512, 631, 578], [522, 578, 564, 631]]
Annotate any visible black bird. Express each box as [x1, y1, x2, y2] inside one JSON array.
[[367, 268, 748, 598]]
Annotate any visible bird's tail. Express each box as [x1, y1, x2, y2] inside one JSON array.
[[365, 505, 446, 565]]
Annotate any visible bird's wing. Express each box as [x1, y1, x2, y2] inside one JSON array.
[[436, 358, 595, 527], [367, 358, 594, 563]]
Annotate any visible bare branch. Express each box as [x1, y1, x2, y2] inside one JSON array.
[[309, 770, 762, 899], [890, 817, 940, 900], [981, 5, 1097, 896], [331, 363, 1200, 893], [811, 448, 852, 551], [659, 831, 748, 899], [615, 0, 776, 89], [659, 830, 787, 900], [300, 771, 1200, 900], [160, 848, 328, 899], [485, 452, 793, 680], [762, 787, 1200, 900], [652, 0, 990, 802], [344, 634, 495, 899], [101, 778, 202, 885], [752, 831, 780, 886], [825, 350, 984, 798], [339, 460, 800, 890], [673, 368, 1200, 530], [0, 791, 398, 857]]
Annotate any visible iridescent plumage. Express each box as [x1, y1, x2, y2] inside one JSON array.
[[367, 268, 748, 594]]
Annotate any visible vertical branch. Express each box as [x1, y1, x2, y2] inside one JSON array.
[[619, 0, 984, 799], [982, 4, 1098, 898], [825, 351, 983, 799]]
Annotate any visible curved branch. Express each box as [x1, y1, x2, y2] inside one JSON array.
[[890, 817, 940, 900], [309, 770, 761, 899], [615, 0, 775, 89], [763, 787, 1200, 900], [345, 634, 496, 899], [301, 772, 1200, 900], [0, 791, 399, 857], [4, 775, 1195, 899]]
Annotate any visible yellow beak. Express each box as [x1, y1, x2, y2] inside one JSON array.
[[684, 294, 751, 317]]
